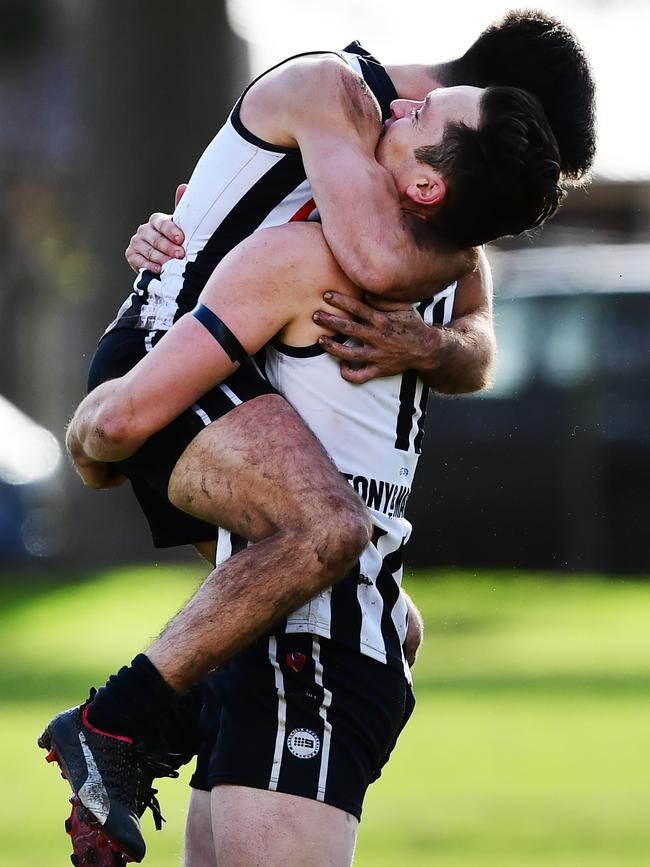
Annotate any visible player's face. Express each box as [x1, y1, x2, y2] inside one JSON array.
[[376, 86, 483, 175]]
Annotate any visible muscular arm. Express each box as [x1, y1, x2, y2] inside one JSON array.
[[315, 248, 495, 393], [418, 248, 495, 393], [242, 55, 475, 299], [70, 223, 350, 469]]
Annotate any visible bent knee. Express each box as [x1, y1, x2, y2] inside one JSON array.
[[335, 509, 372, 563], [309, 506, 371, 583]]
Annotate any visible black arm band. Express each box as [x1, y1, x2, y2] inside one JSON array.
[[191, 304, 248, 364]]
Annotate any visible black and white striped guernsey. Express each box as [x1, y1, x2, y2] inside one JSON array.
[[107, 42, 398, 333], [216, 282, 457, 679]]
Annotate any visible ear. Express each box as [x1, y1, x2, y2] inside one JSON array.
[[405, 172, 446, 208]]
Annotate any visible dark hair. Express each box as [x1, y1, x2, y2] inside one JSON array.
[[437, 10, 596, 182], [418, 86, 564, 248]]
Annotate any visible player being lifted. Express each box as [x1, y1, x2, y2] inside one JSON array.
[[40, 12, 595, 865]]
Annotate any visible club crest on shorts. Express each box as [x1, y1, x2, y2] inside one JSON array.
[[286, 651, 307, 673], [286, 728, 320, 759]]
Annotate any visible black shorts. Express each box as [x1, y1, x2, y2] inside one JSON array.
[[190, 633, 415, 820], [87, 327, 277, 548]]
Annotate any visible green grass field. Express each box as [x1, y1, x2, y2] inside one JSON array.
[[2, 566, 650, 866]]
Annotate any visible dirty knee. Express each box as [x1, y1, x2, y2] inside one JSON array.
[[313, 507, 371, 579]]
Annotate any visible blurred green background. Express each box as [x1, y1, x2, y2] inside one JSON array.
[[2, 3, 650, 865], [3, 566, 649, 866]]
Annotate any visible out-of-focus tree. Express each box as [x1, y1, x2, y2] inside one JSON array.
[[1, 0, 248, 562]]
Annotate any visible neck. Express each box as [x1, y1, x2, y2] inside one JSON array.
[[385, 63, 446, 100]]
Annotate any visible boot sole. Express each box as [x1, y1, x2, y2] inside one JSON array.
[[39, 725, 140, 864]]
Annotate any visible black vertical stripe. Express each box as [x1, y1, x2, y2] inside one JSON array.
[[373, 528, 405, 666], [432, 296, 446, 325], [394, 370, 418, 451], [230, 533, 248, 556], [413, 384, 430, 454], [376, 549, 405, 661], [328, 562, 363, 649], [394, 299, 431, 452], [114, 270, 159, 328], [136, 269, 158, 297], [347, 45, 399, 120], [172, 155, 307, 322], [411, 296, 443, 453]]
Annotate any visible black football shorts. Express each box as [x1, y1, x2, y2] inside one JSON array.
[[190, 632, 415, 820], [87, 327, 277, 548]]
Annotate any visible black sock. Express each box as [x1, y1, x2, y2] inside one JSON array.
[[86, 654, 180, 747]]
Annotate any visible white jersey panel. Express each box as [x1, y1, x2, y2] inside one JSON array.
[[108, 116, 316, 332], [260, 286, 456, 673]]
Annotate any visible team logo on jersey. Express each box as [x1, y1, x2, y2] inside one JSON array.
[[399, 467, 409, 477], [286, 651, 307, 673], [287, 729, 320, 760]]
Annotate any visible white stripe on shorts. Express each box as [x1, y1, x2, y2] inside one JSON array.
[[268, 636, 287, 791], [191, 403, 212, 427], [312, 636, 333, 801], [219, 382, 242, 406], [215, 527, 232, 566]]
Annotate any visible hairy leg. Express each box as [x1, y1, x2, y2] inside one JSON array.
[[211, 785, 358, 867], [184, 789, 217, 867], [147, 394, 371, 693]]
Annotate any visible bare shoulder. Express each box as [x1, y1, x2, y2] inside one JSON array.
[[242, 53, 381, 146], [250, 222, 359, 345], [251, 222, 351, 287]]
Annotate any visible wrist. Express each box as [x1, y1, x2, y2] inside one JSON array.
[[412, 324, 449, 374]]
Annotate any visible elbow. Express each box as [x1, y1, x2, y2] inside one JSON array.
[[434, 342, 496, 396], [353, 260, 405, 297], [342, 261, 390, 296], [464, 353, 494, 394], [359, 269, 396, 297], [459, 352, 496, 395], [87, 401, 140, 461], [465, 350, 496, 394], [338, 244, 407, 297], [462, 369, 492, 395], [435, 376, 485, 397], [357, 256, 435, 300], [462, 329, 497, 394]]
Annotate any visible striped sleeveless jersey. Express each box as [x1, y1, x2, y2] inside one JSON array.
[[107, 43, 397, 332], [217, 284, 457, 677]]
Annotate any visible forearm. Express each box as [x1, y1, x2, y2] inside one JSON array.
[[72, 225, 329, 465], [317, 198, 474, 300], [299, 125, 476, 298], [68, 316, 238, 466], [67, 381, 139, 464], [418, 311, 495, 394]]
